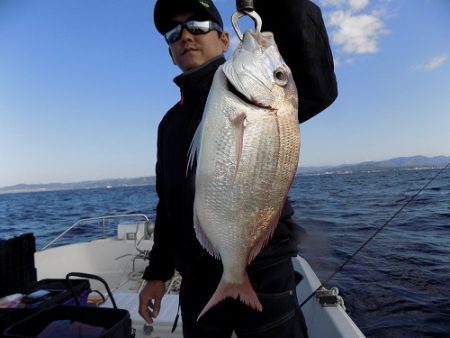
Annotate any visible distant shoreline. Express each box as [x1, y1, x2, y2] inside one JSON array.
[[0, 177, 155, 195], [1, 155, 449, 195]]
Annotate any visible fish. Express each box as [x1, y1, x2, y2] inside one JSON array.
[[188, 29, 300, 319]]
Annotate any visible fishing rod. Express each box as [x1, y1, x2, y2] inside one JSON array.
[[300, 162, 450, 308]]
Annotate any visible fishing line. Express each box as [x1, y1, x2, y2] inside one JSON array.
[[300, 162, 450, 308]]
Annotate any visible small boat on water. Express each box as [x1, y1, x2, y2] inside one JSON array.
[[27, 214, 366, 337]]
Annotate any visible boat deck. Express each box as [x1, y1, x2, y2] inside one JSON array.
[[35, 234, 365, 338], [36, 238, 184, 337]]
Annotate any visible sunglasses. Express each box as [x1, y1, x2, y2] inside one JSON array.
[[165, 20, 223, 44]]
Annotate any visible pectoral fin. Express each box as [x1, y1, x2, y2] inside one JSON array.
[[229, 112, 246, 180], [186, 119, 203, 177]]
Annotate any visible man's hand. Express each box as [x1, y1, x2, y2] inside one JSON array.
[[139, 280, 166, 324]]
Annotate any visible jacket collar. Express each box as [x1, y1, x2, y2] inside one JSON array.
[[173, 55, 225, 105]]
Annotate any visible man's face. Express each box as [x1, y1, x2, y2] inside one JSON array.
[[168, 12, 229, 72]]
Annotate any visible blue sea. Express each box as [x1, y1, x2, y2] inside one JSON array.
[[1, 168, 449, 338]]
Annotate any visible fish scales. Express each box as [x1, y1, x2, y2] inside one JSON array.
[[188, 29, 300, 319]]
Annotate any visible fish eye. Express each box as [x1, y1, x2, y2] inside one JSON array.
[[274, 67, 288, 86]]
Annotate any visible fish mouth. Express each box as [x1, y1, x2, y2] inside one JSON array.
[[226, 78, 275, 111]]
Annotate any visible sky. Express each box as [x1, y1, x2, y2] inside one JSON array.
[[0, 0, 449, 187]]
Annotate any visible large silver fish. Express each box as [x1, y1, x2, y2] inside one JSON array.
[[189, 29, 300, 319]]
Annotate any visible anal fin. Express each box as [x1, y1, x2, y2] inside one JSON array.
[[193, 211, 221, 260]]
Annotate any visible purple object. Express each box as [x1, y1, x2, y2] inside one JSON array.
[[36, 320, 106, 338]]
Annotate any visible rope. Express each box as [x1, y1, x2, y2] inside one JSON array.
[[300, 163, 450, 308]]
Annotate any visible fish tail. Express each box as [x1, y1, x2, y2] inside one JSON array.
[[197, 272, 263, 320]]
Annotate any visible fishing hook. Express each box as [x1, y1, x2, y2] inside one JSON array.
[[231, 10, 262, 41]]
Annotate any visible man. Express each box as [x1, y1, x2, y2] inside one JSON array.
[[139, 0, 337, 337]]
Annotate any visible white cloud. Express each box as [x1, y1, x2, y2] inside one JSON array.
[[413, 54, 449, 72], [321, 0, 389, 58], [320, 0, 369, 11], [320, 0, 346, 7], [348, 0, 370, 11], [328, 10, 387, 54]]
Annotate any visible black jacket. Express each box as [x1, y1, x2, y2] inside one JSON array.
[[143, 0, 337, 281]]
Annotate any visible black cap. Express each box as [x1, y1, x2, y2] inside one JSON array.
[[154, 0, 223, 35]]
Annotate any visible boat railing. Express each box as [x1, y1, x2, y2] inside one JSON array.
[[40, 213, 151, 251]]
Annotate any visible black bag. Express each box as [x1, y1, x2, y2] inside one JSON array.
[[3, 273, 135, 338], [0, 278, 90, 334]]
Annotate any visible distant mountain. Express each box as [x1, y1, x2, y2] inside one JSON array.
[[1, 155, 449, 194], [298, 155, 450, 175], [0, 177, 155, 194]]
